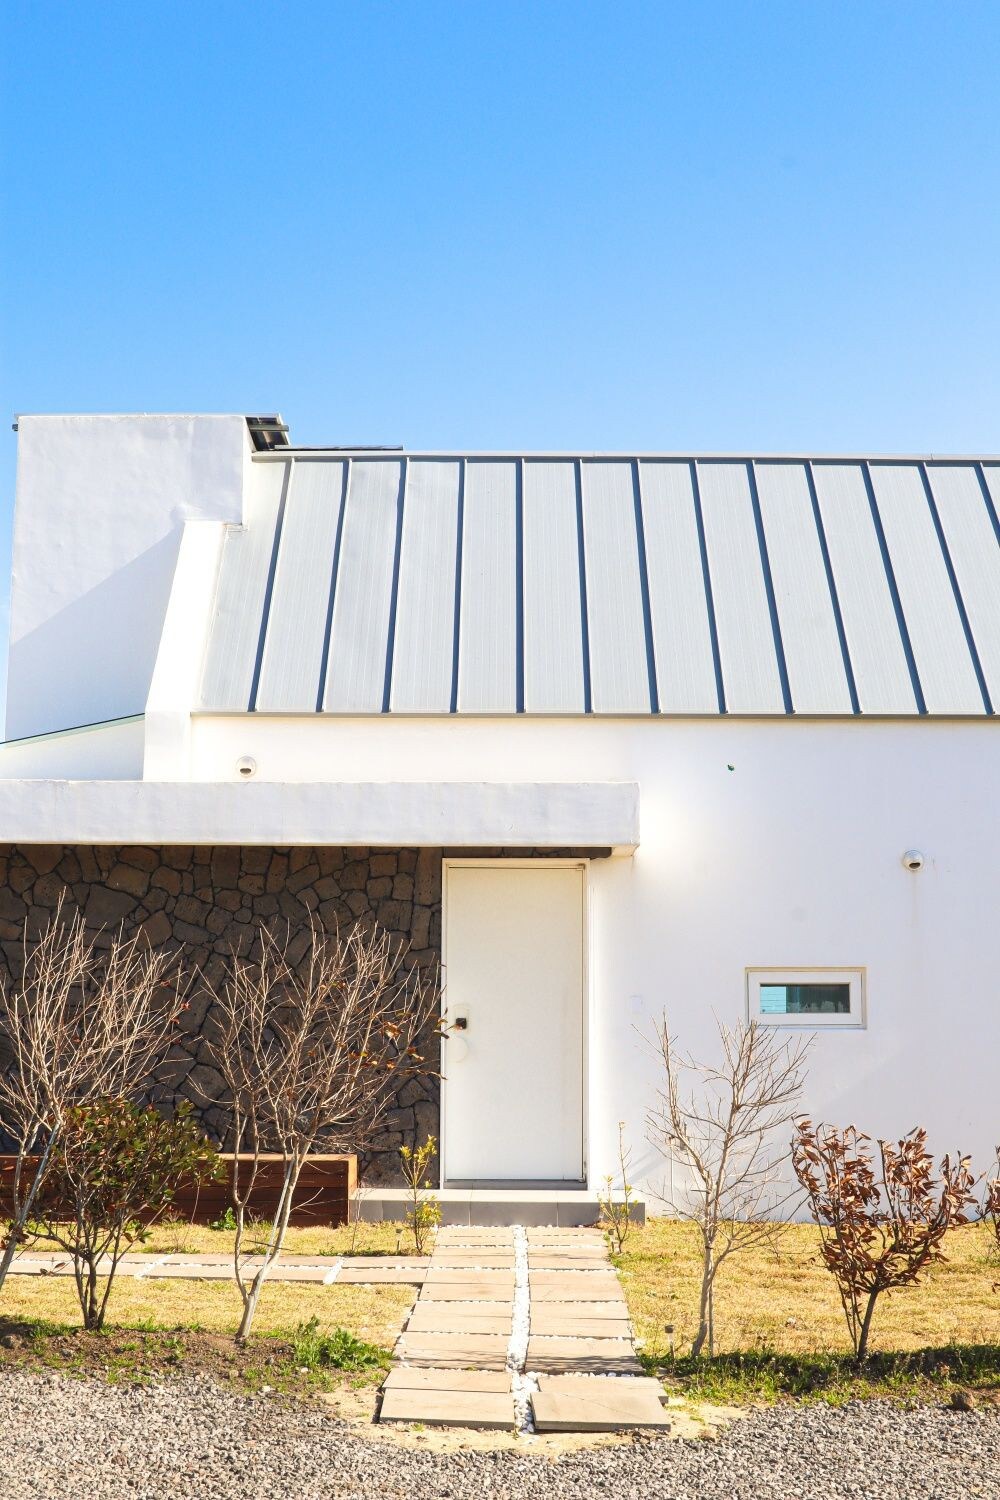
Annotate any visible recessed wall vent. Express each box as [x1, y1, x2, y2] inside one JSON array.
[[246, 415, 290, 452]]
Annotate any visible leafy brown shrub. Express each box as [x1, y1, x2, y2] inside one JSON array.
[[986, 1149, 1000, 1279], [792, 1122, 976, 1358]]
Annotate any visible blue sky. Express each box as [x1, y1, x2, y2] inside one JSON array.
[[2, 2, 999, 695]]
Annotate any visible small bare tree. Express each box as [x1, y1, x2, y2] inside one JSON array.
[[792, 1122, 977, 1359], [0, 900, 183, 1295], [598, 1121, 638, 1255], [647, 1014, 811, 1358], [399, 1135, 440, 1254], [203, 919, 440, 1342], [986, 1149, 1000, 1274]]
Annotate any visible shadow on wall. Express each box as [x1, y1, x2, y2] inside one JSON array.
[[5, 531, 181, 740]]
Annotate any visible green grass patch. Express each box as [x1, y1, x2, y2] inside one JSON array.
[[290, 1316, 390, 1376], [645, 1342, 1000, 1406]]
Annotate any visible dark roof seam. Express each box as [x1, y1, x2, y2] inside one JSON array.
[[973, 462, 1000, 547], [381, 458, 407, 714], [515, 458, 525, 713], [861, 462, 926, 715], [919, 464, 993, 715], [805, 460, 861, 715], [449, 459, 466, 714], [747, 460, 794, 714], [575, 460, 593, 714], [690, 461, 727, 714], [315, 458, 350, 711], [248, 457, 291, 712], [631, 460, 659, 714]]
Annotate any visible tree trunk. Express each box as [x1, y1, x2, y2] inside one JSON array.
[[708, 1279, 715, 1360], [856, 1290, 879, 1360], [235, 1156, 302, 1343], [84, 1258, 101, 1331], [0, 1132, 55, 1294], [691, 1243, 714, 1358]]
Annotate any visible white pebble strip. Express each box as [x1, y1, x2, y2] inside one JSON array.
[[507, 1224, 535, 1432]]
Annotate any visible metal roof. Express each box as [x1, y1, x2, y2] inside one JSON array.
[[198, 454, 1000, 717]]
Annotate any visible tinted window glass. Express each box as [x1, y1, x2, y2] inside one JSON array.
[[759, 983, 851, 1016]]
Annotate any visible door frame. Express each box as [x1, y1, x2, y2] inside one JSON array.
[[440, 857, 591, 1189]]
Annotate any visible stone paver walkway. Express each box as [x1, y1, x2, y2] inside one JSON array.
[[13, 1229, 669, 1433], [6, 1248, 352, 1284], [8, 1250, 429, 1285], [382, 1225, 669, 1433]]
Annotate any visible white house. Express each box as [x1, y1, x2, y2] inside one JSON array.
[[2, 412, 998, 1221]]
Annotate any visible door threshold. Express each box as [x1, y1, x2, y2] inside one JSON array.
[[443, 1180, 589, 1192], [354, 1184, 642, 1226]]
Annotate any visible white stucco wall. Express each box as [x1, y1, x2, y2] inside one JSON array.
[[189, 713, 1000, 1193], [0, 717, 145, 779], [7, 414, 249, 740]]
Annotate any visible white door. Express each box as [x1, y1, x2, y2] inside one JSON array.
[[442, 862, 585, 1183]]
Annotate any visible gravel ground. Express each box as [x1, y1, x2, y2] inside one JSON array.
[[0, 1373, 997, 1500]]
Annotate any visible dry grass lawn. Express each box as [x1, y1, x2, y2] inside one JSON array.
[[0, 1274, 414, 1348], [617, 1219, 1000, 1363], [134, 1218, 420, 1258]]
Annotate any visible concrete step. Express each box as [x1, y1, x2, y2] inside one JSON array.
[[531, 1375, 670, 1432], [355, 1188, 644, 1227]]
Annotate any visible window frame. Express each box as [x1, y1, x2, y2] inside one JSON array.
[[746, 967, 867, 1029]]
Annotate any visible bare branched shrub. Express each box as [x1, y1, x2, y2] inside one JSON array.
[[598, 1121, 638, 1255], [986, 1150, 1000, 1272], [0, 899, 184, 1295], [400, 1135, 440, 1254], [203, 919, 440, 1341], [792, 1122, 977, 1359], [647, 1014, 811, 1358]]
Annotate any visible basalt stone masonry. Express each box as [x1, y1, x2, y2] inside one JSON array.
[[0, 843, 592, 1185]]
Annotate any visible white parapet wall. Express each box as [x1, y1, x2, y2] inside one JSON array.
[[0, 778, 639, 852]]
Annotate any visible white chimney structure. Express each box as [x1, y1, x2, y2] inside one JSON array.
[[7, 414, 251, 743]]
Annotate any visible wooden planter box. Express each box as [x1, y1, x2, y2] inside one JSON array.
[[0, 1152, 358, 1229], [178, 1154, 358, 1227]]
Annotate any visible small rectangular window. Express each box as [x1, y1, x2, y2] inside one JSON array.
[[747, 968, 865, 1028]]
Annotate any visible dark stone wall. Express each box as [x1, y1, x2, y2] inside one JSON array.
[[0, 844, 599, 1185], [0, 843, 442, 1184]]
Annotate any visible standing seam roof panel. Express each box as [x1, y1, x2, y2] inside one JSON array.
[[580, 461, 651, 712], [697, 463, 785, 713], [198, 459, 285, 710], [322, 460, 402, 712], [810, 464, 917, 714], [754, 463, 853, 714], [639, 462, 719, 713], [255, 460, 346, 712], [868, 464, 984, 713], [458, 460, 518, 712], [923, 466, 1000, 708], [390, 460, 461, 712], [522, 461, 586, 712], [196, 453, 1000, 717]]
